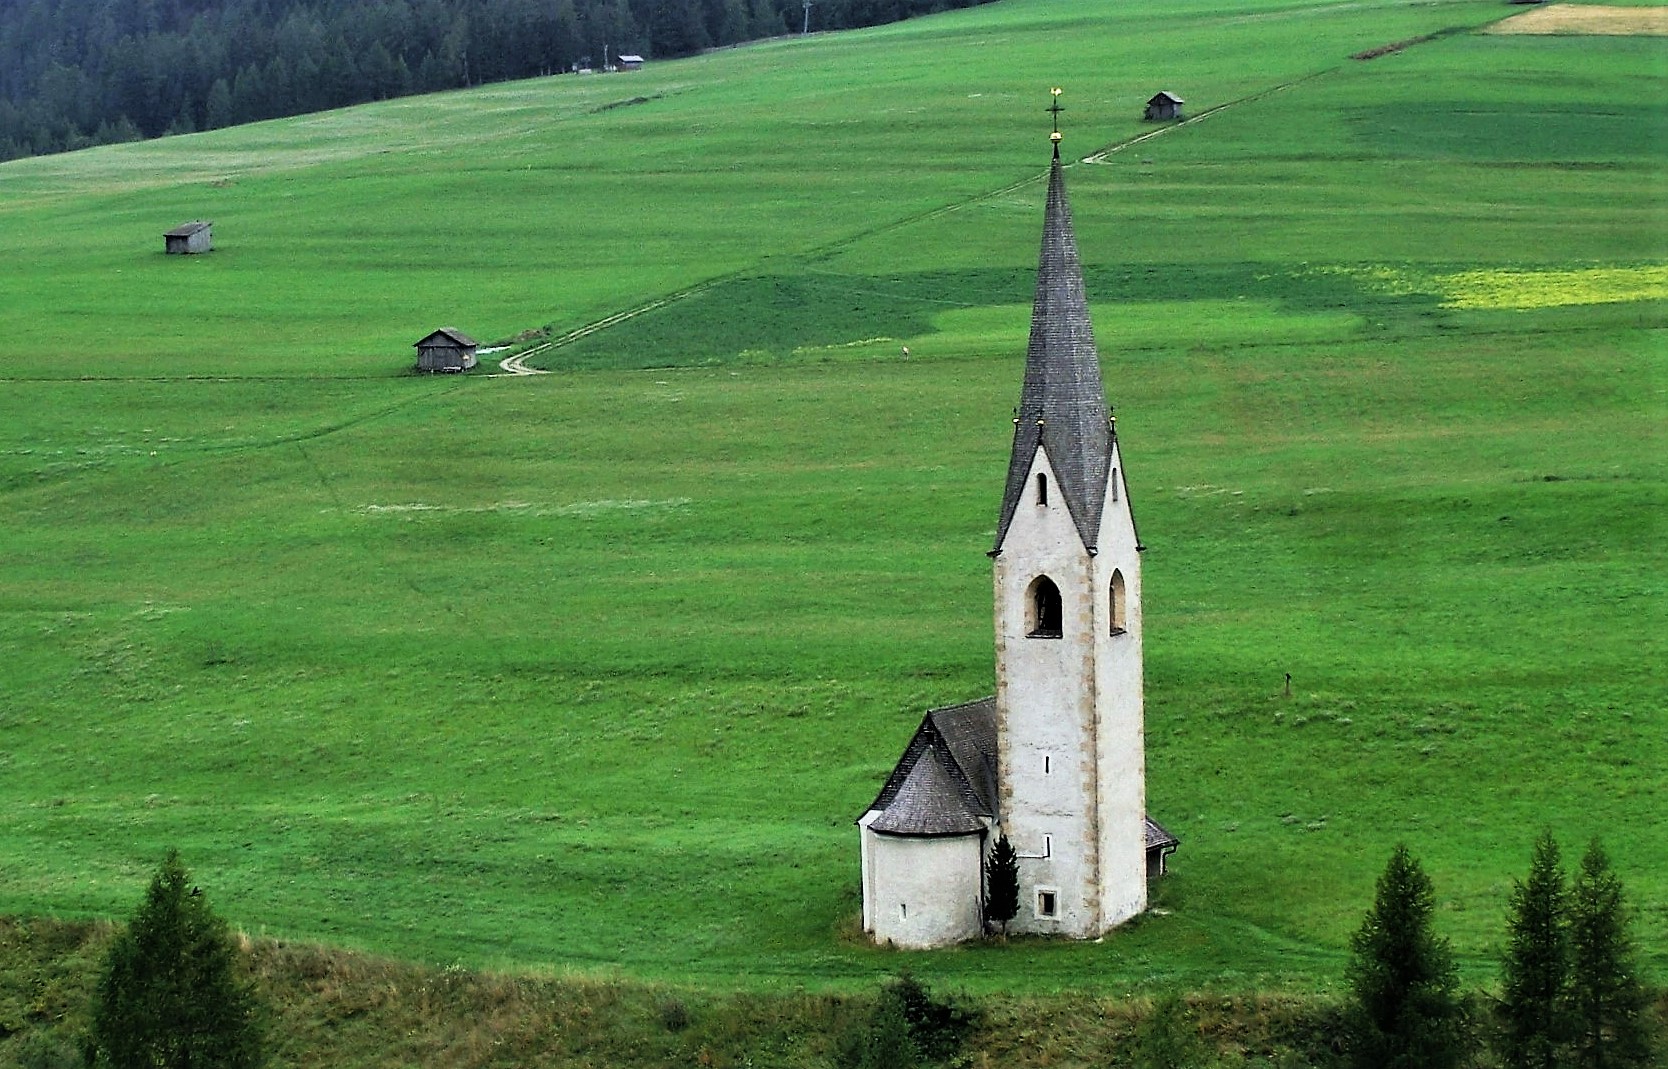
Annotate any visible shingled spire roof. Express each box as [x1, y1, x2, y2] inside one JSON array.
[[993, 147, 1114, 553]]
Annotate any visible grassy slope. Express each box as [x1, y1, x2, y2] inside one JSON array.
[[0, 0, 1664, 1004]]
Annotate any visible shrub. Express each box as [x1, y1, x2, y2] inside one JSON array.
[[1134, 994, 1216, 1069], [658, 996, 692, 1032]]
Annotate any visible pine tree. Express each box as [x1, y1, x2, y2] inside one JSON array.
[[1499, 830, 1571, 1069], [983, 834, 1019, 936], [1344, 844, 1465, 1069], [92, 849, 264, 1069], [1566, 839, 1652, 1069]]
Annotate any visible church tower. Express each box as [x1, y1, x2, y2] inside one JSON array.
[[990, 127, 1147, 937], [857, 105, 1167, 949]]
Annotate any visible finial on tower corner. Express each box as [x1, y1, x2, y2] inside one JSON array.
[[1049, 87, 1064, 157]]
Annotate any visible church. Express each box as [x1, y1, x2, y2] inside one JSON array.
[[856, 125, 1177, 949]]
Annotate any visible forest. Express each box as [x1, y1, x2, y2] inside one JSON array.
[[0, 0, 992, 160]]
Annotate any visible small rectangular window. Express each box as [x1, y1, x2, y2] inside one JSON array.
[[1043, 755, 1050, 775], [1111, 467, 1119, 502], [900, 903, 907, 920], [1037, 890, 1057, 917], [1036, 472, 1048, 505], [1044, 835, 1052, 858]]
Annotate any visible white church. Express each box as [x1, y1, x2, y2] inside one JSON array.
[[857, 133, 1177, 949]]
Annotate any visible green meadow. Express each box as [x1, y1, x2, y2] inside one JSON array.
[[1, 0, 1664, 1002]]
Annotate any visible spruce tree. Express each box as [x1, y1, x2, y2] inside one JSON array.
[[92, 849, 264, 1069], [1567, 839, 1652, 1069], [983, 834, 1019, 936], [1344, 844, 1465, 1069], [1499, 830, 1571, 1069]]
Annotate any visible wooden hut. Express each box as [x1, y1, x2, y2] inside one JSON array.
[[616, 54, 645, 71], [1143, 91, 1185, 122], [414, 328, 479, 372], [164, 221, 213, 254]]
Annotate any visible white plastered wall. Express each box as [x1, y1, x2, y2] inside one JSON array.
[[994, 447, 1102, 938], [862, 826, 986, 948], [1092, 439, 1147, 927]]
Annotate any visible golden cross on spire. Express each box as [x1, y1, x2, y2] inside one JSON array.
[[1048, 87, 1064, 146]]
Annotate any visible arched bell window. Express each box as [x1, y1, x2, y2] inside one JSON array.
[[1027, 576, 1063, 638], [1110, 569, 1127, 635]]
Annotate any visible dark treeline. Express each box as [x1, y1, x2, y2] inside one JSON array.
[[0, 0, 991, 161]]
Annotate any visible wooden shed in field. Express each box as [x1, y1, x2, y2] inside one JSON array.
[[414, 328, 479, 372], [1143, 91, 1185, 122], [616, 54, 645, 70], [164, 221, 213, 254]]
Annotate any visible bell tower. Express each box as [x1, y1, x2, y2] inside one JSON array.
[[991, 105, 1147, 937]]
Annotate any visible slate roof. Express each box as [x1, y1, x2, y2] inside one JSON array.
[[1145, 817, 1179, 852], [1147, 91, 1184, 105], [870, 744, 986, 835], [863, 697, 997, 837], [415, 328, 479, 349], [993, 150, 1114, 554], [164, 221, 212, 237]]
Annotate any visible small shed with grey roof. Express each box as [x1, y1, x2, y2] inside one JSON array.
[[414, 328, 479, 373], [164, 221, 213, 254], [1143, 91, 1185, 122]]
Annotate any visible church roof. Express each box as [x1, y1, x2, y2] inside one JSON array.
[[862, 697, 997, 837], [869, 744, 987, 836], [993, 150, 1115, 554]]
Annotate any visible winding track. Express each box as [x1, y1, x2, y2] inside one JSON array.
[[496, 69, 1344, 376]]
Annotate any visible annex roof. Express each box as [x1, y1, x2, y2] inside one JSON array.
[[164, 221, 212, 237], [1145, 817, 1179, 851], [415, 328, 479, 348], [862, 697, 997, 837], [1148, 91, 1184, 105], [993, 152, 1114, 554]]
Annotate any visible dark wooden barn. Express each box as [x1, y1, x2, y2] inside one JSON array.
[[414, 328, 479, 372], [1143, 91, 1185, 122], [164, 221, 213, 254]]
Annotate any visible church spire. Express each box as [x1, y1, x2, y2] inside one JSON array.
[[993, 107, 1112, 553]]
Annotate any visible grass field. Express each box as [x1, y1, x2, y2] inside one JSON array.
[[0, 0, 1664, 1004]]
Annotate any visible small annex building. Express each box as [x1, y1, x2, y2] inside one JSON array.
[[1143, 92, 1185, 122], [616, 54, 645, 70], [858, 126, 1178, 950], [164, 221, 213, 254], [414, 328, 479, 372]]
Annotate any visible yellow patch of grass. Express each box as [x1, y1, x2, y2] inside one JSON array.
[[1434, 264, 1668, 309], [1326, 263, 1668, 310], [1487, 4, 1668, 36]]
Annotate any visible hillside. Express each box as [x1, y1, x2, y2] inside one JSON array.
[[0, 0, 993, 161], [0, 0, 1663, 1011]]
